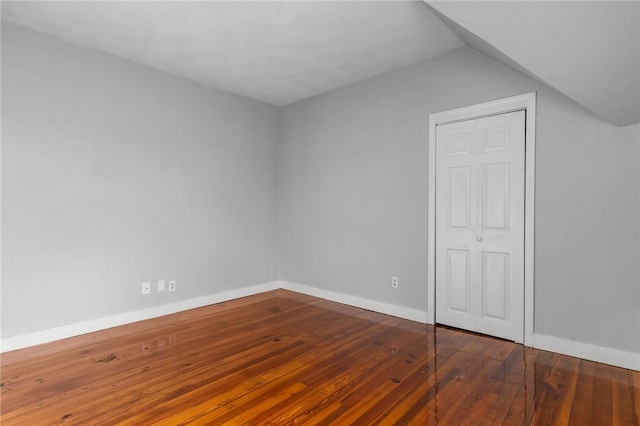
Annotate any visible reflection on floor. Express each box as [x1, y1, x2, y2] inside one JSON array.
[[1, 290, 638, 424]]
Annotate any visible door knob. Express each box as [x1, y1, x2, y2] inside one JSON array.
[[476, 236, 483, 242]]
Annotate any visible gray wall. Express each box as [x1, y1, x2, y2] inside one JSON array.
[[1, 23, 279, 337], [3, 23, 639, 356], [279, 46, 640, 354]]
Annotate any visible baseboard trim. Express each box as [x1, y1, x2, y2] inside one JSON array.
[[0, 281, 280, 353], [3, 281, 637, 371], [280, 281, 428, 324], [532, 333, 639, 371]]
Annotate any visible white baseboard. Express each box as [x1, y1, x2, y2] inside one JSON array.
[[532, 333, 639, 371], [3, 280, 637, 371], [0, 281, 280, 353], [280, 281, 428, 324]]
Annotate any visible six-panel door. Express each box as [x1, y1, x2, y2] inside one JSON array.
[[435, 110, 525, 342]]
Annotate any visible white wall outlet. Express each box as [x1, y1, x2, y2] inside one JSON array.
[[391, 276, 399, 288], [168, 280, 176, 292], [142, 281, 151, 295], [157, 280, 166, 292]]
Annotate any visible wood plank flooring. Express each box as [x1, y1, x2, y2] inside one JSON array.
[[1, 290, 638, 425]]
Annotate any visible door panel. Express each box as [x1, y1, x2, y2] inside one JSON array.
[[482, 163, 510, 231], [481, 251, 509, 320], [447, 131, 472, 156], [481, 127, 510, 152], [448, 167, 471, 229], [447, 249, 471, 313], [436, 110, 525, 342]]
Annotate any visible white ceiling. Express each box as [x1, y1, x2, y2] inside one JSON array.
[[427, 1, 640, 127], [2, 1, 638, 126], [1, 1, 463, 106]]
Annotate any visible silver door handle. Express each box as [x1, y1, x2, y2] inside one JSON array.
[[476, 236, 483, 242]]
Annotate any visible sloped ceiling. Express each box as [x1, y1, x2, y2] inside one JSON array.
[[426, 1, 640, 126], [0, 1, 463, 106], [2, 1, 638, 126]]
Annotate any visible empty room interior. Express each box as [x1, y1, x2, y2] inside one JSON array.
[[1, 1, 639, 424]]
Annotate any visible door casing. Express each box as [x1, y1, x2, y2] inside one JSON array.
[[427, 92, 536, 345]]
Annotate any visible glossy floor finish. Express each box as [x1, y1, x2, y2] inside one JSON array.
[[1, 290, 638, 425]]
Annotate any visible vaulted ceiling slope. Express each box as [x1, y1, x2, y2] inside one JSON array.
[[2, 1, 638, 126], [426, 1, 640, 127], [0, 1, 463, 106]]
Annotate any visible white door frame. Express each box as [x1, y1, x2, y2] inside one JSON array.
[[427, 92, 536, 345]]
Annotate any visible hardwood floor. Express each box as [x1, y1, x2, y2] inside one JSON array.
[[1, 290, 638, 425]]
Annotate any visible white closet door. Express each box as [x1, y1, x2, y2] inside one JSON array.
[[435, 110, 525, 342]]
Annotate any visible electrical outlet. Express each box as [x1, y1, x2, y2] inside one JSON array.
[[157, 280, 166, 292], [142, 281, 151, 295], [391, 276, 399, 288], [168, 280, 176, 292]]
